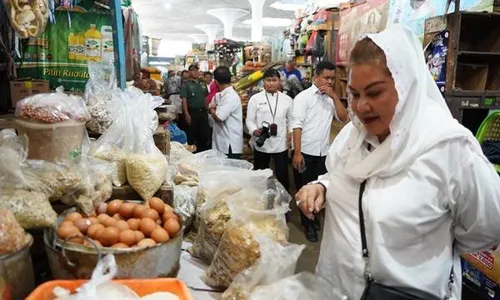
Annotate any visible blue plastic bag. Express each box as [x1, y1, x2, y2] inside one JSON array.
[[168, 123, 187, 144]]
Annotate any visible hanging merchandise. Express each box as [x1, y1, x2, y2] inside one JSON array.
[[16, 0, 114, 92], [123, 7, 141, 82], [0, 3, 17, 81], [304, 31, 317, 55], [4, 0, 50, 39], [424, 30, 449, 96]]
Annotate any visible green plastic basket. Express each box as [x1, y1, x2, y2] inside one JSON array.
[[475, 111, 500, 173]]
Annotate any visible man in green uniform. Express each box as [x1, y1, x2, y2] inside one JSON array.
[[180, 64, 209, 152]]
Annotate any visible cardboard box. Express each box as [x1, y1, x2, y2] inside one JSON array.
[[9, 80, 50, 108], [462, 247, 500, 284], [462, 258, 500, 299]]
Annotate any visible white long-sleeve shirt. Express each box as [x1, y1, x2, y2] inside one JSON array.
[[291, 84, 339, 157], [212, 86, 243, 155], [246, 91, 293, 154], [316, 138, 500, 300]]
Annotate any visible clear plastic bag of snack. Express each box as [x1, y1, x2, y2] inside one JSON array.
[[249, 272, 348, 300], [0, 209, 29, 255], [84, 62, 117, 134], [15, 87, 90, 124], [90, 89, 167, 195], [202, 185, 290, 289], [173, 185, 198, 228], [53, 254, 140, 300], [188, 169, 272, 263], [221, 235, 305, 300]]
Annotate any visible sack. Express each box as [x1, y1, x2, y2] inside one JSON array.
[[221, 235, 305, 300], [361, 281, 441, 300]]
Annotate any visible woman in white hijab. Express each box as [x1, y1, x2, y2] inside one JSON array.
[[296, 25, 500, 299]]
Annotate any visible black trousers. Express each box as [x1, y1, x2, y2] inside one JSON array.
[[253, 149, 289, 191], [227, 145, 241, 159], [293, 151, 327, 228], [187, 108, 209, 153]]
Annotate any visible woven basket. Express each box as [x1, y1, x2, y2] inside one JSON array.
[[476, 111, 500, 172]]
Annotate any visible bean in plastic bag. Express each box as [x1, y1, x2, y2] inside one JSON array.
[[188, 169, 273, 263], [202, 182, 290, 289], [221, 235, 305, 300], [249, 272, 348, 300], [0, 209, 30, 255], [53, 255, 140, 300]]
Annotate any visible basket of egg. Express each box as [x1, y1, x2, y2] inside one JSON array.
[[43, 197, 183, 280]]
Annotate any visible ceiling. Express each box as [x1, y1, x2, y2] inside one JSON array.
[[132, 0, 304, 42]]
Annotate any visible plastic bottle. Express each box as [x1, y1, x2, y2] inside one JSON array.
[[100, 25, 114, 63], [75, 33, 86, 61], [67, 32, 76, 60], [84, 24, 102, 62]]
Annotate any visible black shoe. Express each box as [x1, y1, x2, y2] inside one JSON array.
[[313, 217, 321, 231], [305, 226, 318, 243]]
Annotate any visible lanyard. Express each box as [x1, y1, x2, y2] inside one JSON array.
[[264, 92, 279, 122]]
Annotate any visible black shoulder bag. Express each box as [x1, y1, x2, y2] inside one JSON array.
[[358, 179, 454, 300]]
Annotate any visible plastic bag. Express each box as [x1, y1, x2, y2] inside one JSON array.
[[221, 235, 305, 300], [53, 255, 140, 300], [202, 178, 290, 289], [249, 272, 348, 300], [188, 169, 273, 263], [0, 209, 30, 255], [90, 89, 167, 196], [84, 62, 117, 134], [173, 185, 198, 228], [15, 88, 90, 124]]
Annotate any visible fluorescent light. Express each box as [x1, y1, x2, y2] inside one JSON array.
[[242, 18, 292, 27], [270, 0, 304, 11]]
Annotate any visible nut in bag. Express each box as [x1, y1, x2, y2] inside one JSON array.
[[221, 235, 305, 300], [188, 169, 273, 263], [202, 181, 291, 289], [0, 209, 30, 255]]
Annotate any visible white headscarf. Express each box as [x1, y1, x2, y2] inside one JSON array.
[[331, 25, 483, 180]]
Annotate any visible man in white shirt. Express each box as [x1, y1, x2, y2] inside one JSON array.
[[291, 60, 348, 242], [209, 66, 243, 159], [246, 69, 293, 191]]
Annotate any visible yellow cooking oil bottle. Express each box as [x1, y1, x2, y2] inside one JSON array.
[[67, 31, 76, 60], [84, 24, 102, 62], [75, 32, 86, 61]]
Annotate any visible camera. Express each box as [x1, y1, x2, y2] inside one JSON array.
[[255, 121, 271, 147]]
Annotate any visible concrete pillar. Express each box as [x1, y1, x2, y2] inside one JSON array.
[[207, 8, 249, 40]]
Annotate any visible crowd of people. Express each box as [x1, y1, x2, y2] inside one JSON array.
[[163, 59, 347, 242]]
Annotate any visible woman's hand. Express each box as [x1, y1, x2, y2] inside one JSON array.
[[295, 183, 326, 220], [292, 152, 305, 171]]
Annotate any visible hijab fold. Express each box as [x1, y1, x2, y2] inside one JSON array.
[[333, 25, 482, 180]]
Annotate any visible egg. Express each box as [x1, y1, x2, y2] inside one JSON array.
[[133, 205, 148, 219], [102, 217, 117, 228], [57, 225, 81, 240], [149, 197, 165, 214], [119, 229, 137, 246], [141, 209, 160, 222], [151, 227, 170, 243], [139, 218, 157, 237], [111, 243, 129, 249], [74, 218, 93, 234], [119, 202, 136, 218], [134, 231, 145, 243], [113, 220, 129, 231], [65, 212, 83, 223], [163, 204, 174, 214], [164, 219, 181, 237], [83, 239, 103, 248], [60, 220, 74, 227], [127, 218, 140, 231], [137, 238, 157, 248], [87, 223, 105, 240], [89, 217, 100, 224], [106, 199, 123, 216], [99, 227, 120, 246], [97, 202, 108, 215], [88, 211, 97, 217], [113, 213, 125, 220], [163, 211, 179, 223], [97, 214, 109, 224]]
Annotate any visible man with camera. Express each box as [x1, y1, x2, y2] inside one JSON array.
[[246, 69, 293, 191], [291, 61, 348, 242]]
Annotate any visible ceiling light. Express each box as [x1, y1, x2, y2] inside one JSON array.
[[164, 2, 171, 10], [242, 18, 292, 27], [270, 0, 305, 11]]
